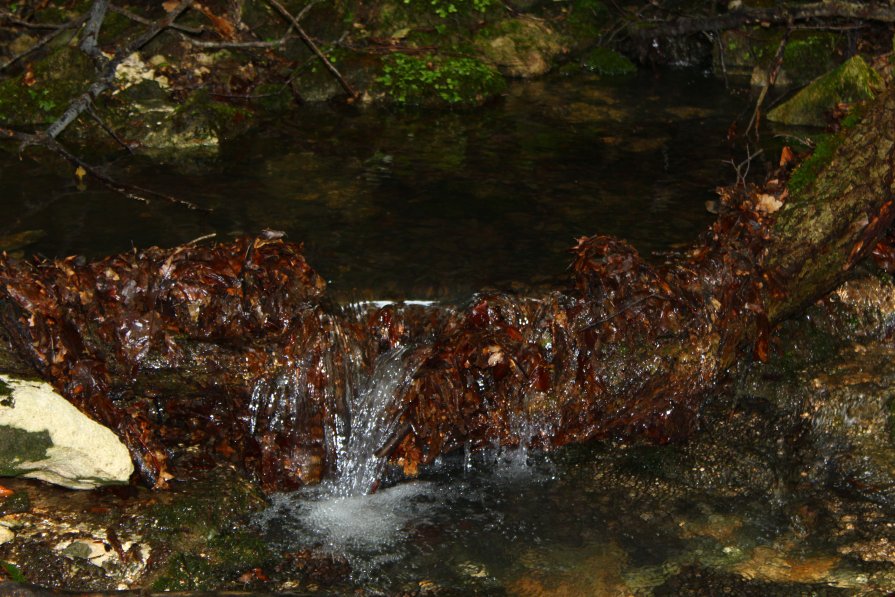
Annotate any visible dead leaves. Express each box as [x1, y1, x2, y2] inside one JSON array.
[[194, 3, 238, 41]]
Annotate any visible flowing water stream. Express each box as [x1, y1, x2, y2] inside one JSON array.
[[7, 69, 889, 594]]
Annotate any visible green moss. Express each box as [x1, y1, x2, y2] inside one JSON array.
[[567, 0, 610, 38], [377, 53, 505, 107], [787, 107, 863, 198], [786, 134, 839, 198], [0, 379, 13, 407], [767, 55, 881, 126], [151, 531, 273, 592], [581, 47, 636, 76], [146, 470, 266, 536], [782, 33, 839, 80], [1, 561, 26, 583], [0, 427, 52, 475], [714, 29, 841, 83], [0, 47, 94, 127], [208, 531, 274, 571], [143, 470, 270, 590], [401, 0, 495, 19], [152, 553, 216, 591]]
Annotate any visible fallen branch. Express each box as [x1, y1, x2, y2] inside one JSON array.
[[744, 27, 790, 138], [0, 84, 891, 493], [632, 1, 895, 38], [265, 0, 358, 99], [42, 0, 195, 142], [109, 3, 203, 35], [0, 126, 207, 211], [0, 10, 72, 30], [0, 13, 89, 72]]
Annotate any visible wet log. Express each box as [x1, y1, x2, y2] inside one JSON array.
[[631, 2, 895, 39], [0, 86, 892, 493]]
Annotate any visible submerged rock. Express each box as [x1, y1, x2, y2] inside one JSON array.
[[767, 55, 882, 126], [0, 375, 132, 490], [737, 275, 895, 507]]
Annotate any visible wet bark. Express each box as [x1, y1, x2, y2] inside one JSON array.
[[0, 86, 892, 493], [632, 2, 895, 39]]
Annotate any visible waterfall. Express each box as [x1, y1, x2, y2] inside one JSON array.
[[332, 345, 419, 497]]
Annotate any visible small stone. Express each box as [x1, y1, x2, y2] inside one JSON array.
[[0, 526, 14, 545]]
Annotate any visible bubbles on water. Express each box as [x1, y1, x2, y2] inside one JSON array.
[[258, 481, 442, 581], [265, 482, 438, 551], [255, 444, 555, 584]]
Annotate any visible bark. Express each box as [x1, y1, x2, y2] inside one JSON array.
[[0, 86, 892, 493], [632, 2, 895, 39]]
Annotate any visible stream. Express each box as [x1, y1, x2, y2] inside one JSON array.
[[5, 69, 894, 594]]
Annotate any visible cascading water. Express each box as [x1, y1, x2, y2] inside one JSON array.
[[332, 345, 421, 497]]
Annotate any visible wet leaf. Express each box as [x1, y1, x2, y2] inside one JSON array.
[[195, 3, 237, 40], [779, 145, 795, 167], [22, 63, 35, 87]]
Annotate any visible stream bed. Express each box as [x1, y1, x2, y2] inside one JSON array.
[[4, 69, 895, 595]]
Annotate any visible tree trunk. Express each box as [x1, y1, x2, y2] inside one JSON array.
[[0, 86, 892, 493]]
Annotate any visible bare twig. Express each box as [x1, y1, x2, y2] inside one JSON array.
[[85, 104, 132, 153], [80, 0, 111, 69], [41, 0, 195, 142], [0, 10, 69, 30], [726, 146, 764, 186], [265, 0, 357, 98], [109, 4, 203, 35], [745, 27, 791, 138], [0, 126, 206, 211], [182, 36, 293, 49], [0, 13, 89, 72]]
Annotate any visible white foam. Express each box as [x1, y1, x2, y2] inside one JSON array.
[[263, 481, 437, 554]]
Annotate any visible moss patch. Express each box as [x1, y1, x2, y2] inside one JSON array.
[[1, 561, 26, 583], [581, 47, 636, 75], [786, 106, 864, 198], [376, 53, 505, 107], [767, 55, 882, 126], [0, 46, 94, 127], [0, 427, 52, 476], [142, 468, 271, 591], [401, 0, 495, 19]]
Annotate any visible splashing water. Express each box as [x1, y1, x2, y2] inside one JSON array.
[[332, 345, 421, 497]]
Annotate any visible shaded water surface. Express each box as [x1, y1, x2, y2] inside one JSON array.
[[7, 69, 876, 595], [0, 70, 752, 301]]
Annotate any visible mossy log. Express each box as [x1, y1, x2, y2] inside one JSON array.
[[0, 86, 892, 493]]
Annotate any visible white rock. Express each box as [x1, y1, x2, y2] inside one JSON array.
[[0, 375, 133, 489]]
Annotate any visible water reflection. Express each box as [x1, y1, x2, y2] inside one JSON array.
[[0, 70, 755, 302]]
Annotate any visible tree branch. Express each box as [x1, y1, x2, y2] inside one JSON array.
[[265, 0, 357, 99], [0, 13, 89, 73], [80, 0, 111, 69], [42, 0, 194, 142], [633, 1, 895, 38]]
